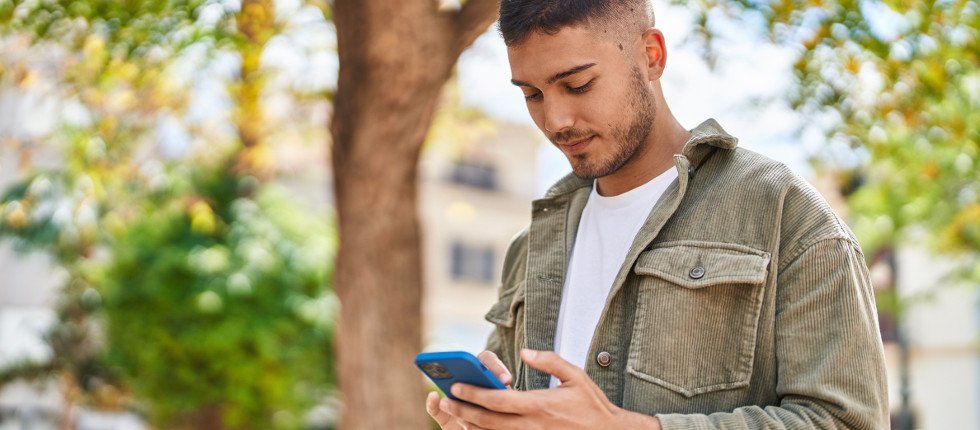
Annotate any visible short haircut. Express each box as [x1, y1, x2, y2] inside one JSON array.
[[498, 0, 655, 47]]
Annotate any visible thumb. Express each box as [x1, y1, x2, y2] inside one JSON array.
[[521, 349, 582, 385]]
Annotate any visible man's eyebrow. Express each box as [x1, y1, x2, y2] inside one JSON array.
[[510, 62, 598, 87]]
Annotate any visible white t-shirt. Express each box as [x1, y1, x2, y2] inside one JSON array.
[[550, 167, 678, 387]]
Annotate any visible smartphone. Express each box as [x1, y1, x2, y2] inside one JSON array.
[[415, 351, 506, 401]]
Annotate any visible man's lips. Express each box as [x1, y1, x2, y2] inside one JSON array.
[[559, 135, 595, 153]]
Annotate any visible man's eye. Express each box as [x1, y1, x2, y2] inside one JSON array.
[[568, 79, 595, 94], [524, 92, 541, 102]]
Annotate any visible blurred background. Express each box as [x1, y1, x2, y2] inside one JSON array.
[[0, 0, 976, 429]]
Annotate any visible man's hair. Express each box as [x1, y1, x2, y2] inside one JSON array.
[[498, 0, 655, 47]]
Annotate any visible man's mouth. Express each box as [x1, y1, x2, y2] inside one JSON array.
[[559, 135, 595, 153]]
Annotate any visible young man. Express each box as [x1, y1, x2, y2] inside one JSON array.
[[425, 1, 889, 428]]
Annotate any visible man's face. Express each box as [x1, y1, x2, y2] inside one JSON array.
[[508, 25, 655, 179]]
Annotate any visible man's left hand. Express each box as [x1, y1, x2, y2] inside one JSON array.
[[438, 349, 661, 429]]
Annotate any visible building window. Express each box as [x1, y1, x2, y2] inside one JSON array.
[[450, 241, 495, 284], [449, 160, 497, 191]]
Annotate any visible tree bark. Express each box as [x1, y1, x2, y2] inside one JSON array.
[[329, 1, 497, 429]]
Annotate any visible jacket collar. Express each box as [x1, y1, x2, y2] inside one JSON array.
[[681, 118, 738, 154], [541, 118, 738, 199]]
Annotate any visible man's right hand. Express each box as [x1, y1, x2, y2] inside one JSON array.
[[425, 350, 512, 429]]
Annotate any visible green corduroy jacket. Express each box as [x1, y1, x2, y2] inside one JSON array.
[[484, 119, 890, 429]]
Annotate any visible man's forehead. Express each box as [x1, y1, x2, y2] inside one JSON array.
[[506, 27, 610, 83]]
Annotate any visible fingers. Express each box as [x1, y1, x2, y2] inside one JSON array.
[[460, 422, 488, 430], [478, 350, 512, 386], [440, 396, 517, 430], [426, 391, 456, 428], [521, 349, 583, 385], [459, 421, 489, 430], [450, 383, 529, 414]]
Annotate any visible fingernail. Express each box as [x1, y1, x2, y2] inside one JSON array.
[[450, 384, 461, 396]]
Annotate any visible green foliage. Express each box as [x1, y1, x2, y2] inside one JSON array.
[[102, 165, 336, 428], [679, 0, 979, 284], [0, 160, 338, 428], [1, 0, 340, 427], [0, 170, 121, 404], [0, 173, 91, 257], [0, 0, 234, 57]]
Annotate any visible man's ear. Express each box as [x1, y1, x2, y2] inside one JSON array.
[[639, 28, 666, 81]]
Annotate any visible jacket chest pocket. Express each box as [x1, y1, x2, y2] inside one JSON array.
[[626, 242, 770, 398]]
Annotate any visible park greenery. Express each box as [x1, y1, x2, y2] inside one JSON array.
[[0, 0, 976, 429], [1, 0, 338, 428]]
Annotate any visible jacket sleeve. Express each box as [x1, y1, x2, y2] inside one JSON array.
[[655, 238, 890, 429]]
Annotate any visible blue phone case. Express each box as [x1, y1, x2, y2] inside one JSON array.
[[415, 351, 506, 401]]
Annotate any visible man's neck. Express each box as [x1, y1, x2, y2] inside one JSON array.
[[595, 105, 690, 197]]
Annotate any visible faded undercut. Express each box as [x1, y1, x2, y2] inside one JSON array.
[[498, 0, 655, 47]]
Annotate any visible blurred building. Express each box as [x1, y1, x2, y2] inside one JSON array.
[[881, 248, 980, 429], [418, 122, 541, 354]]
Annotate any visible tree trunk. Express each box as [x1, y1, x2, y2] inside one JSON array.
[[329, 1, 497, 429]]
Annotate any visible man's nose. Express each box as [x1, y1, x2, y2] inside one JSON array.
[[543, 99, 575, 134]]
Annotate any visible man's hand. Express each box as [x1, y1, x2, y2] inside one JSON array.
[[436, 349, 661, 429], [425, 350, 512, 429]]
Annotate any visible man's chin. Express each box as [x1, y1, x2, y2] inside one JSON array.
[[566, 154, 618, 180], [569, 171, 596, 180], [569, 164, 603, 181]]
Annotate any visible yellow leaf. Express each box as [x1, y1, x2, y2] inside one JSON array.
[[17, 69, 38, 88], [190, 201, 217, 234], [5, 201, 27, 229]]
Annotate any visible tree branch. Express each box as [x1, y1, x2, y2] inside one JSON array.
[[452, 0, 500, 55]]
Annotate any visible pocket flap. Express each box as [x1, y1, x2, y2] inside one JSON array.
[[484, 282, 526, 327], [634, 242, 770, 289]]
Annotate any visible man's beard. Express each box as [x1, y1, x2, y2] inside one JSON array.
[[550, 66, 655, 180]]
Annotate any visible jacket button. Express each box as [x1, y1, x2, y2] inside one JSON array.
[[688, 164, 695, 179], [596, 351, 612, 367], [689, 265, 706, 279]]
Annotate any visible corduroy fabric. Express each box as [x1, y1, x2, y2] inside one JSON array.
[[484, 119, 889, 429]]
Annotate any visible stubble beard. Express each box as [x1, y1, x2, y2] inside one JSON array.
[[564, 67, 655, 180]]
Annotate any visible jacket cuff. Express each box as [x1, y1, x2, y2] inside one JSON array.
[[655, 413, 716, 430]]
